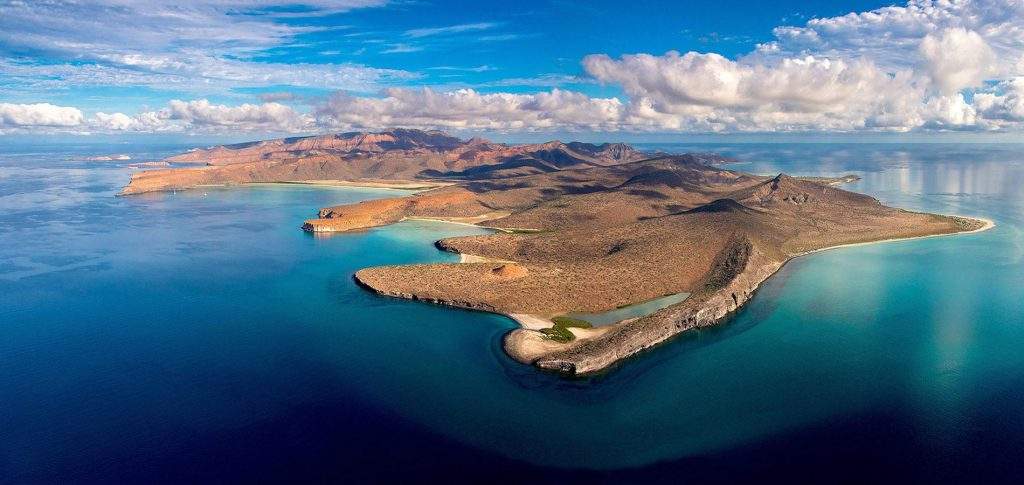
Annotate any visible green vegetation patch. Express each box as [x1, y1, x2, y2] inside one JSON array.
[[551, 316, 592, 328], [540, 316, 594, 343]]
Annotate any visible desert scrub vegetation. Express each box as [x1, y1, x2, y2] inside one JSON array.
[[540, 316, 593, 342]]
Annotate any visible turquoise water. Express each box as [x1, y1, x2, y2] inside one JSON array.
[[2, 141, 1023, 481], [566, 292, 690, 326]]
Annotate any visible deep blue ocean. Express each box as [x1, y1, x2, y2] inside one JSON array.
[[2, 140, 1023, 483]]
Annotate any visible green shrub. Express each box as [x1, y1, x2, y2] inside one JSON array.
[[541, 316, 593, 342]]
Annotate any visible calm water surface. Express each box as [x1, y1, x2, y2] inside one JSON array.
[[2, 141, 1023, 482], [566, 292, 690, 326]]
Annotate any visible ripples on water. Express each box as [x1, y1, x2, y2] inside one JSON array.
[[1, 140, 1023, 482]]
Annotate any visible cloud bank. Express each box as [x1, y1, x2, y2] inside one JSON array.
[[4, 0, 1024, 135]]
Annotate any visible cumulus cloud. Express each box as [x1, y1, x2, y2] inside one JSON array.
[[581, 51, 948, 132], [0, 103, 84, 128], [584, 51, 915, 112], [570, 0, 1022, 132], [88, 100, 314, 133], [162, 99, 313, 132], [0, 99, 313, 134], [975, 77, 1024, 122], [760, 0, 1024, 77], [919, 28, 996, 94], [312, 0, 1022, 134], [6, 0, 1024, 135], [315, 88, 623, 131]]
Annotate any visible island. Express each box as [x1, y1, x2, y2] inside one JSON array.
[[122, 129, 993, 376]]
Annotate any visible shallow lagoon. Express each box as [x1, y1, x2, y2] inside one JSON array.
[[2, 141, 1023, 482], [565, 292, 690, 326]]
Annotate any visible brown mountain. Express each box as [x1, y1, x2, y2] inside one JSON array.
[[308, 155, 988, 376], [124, 131, 989, 377], [119, 129, 649, 195]]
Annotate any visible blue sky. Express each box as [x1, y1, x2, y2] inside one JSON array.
[[1, 0, 1022, 138]]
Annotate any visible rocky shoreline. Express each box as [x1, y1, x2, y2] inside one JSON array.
[[123, 131, 996, 378], [357, 216, 991, 377]]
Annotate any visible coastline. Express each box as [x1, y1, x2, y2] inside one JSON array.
[[515, 215, 995, 375], [273, 179, 453, 191], [792, 216, 995, 259], [372, 214, 998, 376], [403, 212, 511, 228], [120, 178, 452, 196], [296, 166, 996, 376], [460, 216, 994, 335]]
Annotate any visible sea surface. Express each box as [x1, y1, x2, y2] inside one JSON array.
[[2, 141, 1023, 482]]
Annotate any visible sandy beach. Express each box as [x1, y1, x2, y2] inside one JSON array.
[[793, 216, 995, 259], [277, 179, 454, 190]]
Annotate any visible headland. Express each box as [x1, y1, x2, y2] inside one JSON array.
[[122, 129, 993, 376]]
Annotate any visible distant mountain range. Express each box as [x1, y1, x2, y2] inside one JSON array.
[[121, 129, 650, 195]]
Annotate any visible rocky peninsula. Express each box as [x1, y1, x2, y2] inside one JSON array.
[[123, 129, 992, 376]]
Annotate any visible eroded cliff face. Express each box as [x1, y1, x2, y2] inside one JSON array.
[[354, 266, 504, 314], [508, 239, 783, 376]]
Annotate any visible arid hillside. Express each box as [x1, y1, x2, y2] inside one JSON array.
[[344, 159, 973, 316], [302, 154, 742, 232], [325, 155, 985, 375], [120, 129, 649, 195], [125, 131, 988, 376]]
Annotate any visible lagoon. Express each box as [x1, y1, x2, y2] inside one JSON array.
[[565, 292, 690, 326]]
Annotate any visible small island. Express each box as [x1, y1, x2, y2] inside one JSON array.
[[122, 129, 992, 376]]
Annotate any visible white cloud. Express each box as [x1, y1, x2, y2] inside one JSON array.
[[760, 0, 1024, 78], [6, 0, 1024, 135], [921, 93, 979, 128], [404, 22, 498, 38], [0, 55, 415, 97], [584, 52, 914, 112], [163, 99, 312, 131], [91, 112, 140, 131], [315, 88, 623, 131], [85, 100, 314, 133], [581, 51, 930, 132], [0, 1, 411, 95], [0, 103, 84, 128], [975, 77, 1024, 122], [381, 44, 424, 54], [0, 1, 386, 57], [570, 0, 1023, 133], [919, 28, 996, 94]]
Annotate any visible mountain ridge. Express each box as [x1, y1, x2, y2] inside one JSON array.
[[122, 129, 652, 195]]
